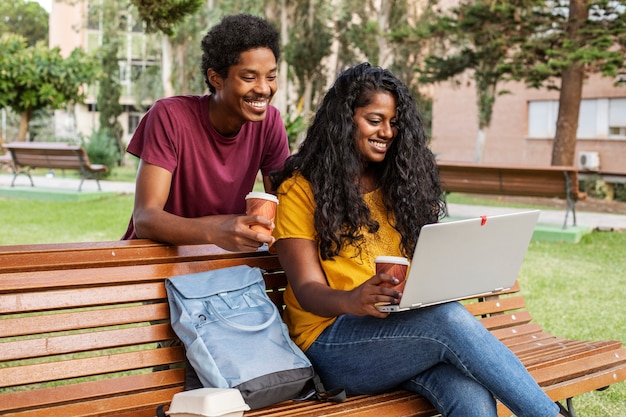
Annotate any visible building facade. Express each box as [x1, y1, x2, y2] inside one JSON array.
[[48, 0, 158, 143], [431, 71, 626, 179]]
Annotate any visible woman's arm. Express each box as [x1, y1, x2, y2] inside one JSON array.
[[275, 237, 401, 318]]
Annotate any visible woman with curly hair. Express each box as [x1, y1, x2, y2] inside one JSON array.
[[271, 62, 565, 417]]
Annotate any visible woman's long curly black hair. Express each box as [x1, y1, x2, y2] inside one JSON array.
[[271, 63, 445, 260]]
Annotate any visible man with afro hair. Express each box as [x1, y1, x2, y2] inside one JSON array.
[[122, 14, 290, 251]]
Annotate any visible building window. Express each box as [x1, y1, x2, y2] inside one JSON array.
[[528, 97, 626, 140], [609, 98, 626, 138], [127, 106, 143, 135], [528, 101, 558, 138]]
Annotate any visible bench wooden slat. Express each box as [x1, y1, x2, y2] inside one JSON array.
[[0, 242, 234, 273], [1, 346, 184, 387], [0, 386, 183, 417], [542, 364, 626, 405], [0, 283, 163, 313], [531, 347, 626, 386], [246, 392, 437, 417], [0, 257, 283, 291], [490, 322, 543, 341], [464, 294, 526, 316], [498, 330, 556, 347], [0, 369, 183, 413], [1, 323, 175, 362], [2, 303, 168, 338], [478, 310, 533, 330], [511, 340, 623, 378]]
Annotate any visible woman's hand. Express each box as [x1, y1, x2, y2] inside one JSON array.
[[276, 237, 403, 318], [346, 273, 403, 317]]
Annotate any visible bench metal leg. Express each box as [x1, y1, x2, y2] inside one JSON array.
[[557, 398, 578, 417], [78, 178, 103, 192], [562, 172, 577, 229], [10, 171, 34, 187]]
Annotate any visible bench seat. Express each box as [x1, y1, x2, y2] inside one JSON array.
[[1, 240, 624, 417], [437, 162, 587, 228]]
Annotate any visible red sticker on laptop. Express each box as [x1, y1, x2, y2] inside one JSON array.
[[481, 215, 487, 226]]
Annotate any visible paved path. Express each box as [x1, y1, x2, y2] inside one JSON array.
[[446, 203, 626, 232], [0, 173, 135, 194], [2, 173, 626, 231]]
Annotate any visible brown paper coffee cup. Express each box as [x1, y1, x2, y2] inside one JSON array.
[[245, 192, 279, 236], [375, 256, 409, 292]]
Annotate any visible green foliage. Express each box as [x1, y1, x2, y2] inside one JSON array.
[[96, 37, 124, 161], [0, 0, 49, 46], [512, 0, 626, 88], [285, 8, 333, 88], [0, 34, 97, 131], [417, 1, 543, 130], [82, 129, 121, 177], [283, 113, 308, 150], [168, 1, 212, 95], [132, 64, 163, 104], [130, 0, 205, 36], [615, 184, 626, 202], [92, 0, 127, 164]]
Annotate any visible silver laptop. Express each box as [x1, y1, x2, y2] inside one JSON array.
[[377, 210, 540, 312]]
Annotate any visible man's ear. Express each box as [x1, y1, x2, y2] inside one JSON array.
[[207, 69, 222, 91]]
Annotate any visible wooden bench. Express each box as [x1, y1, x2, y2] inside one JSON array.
[[437, 162, 587, 229], [2, 142, 108, 191], [0, 151, 14, 172], [1, 240, 625, 417]]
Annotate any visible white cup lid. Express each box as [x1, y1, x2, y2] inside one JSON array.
[[374, 256, 410, 265], [245, 191, 279, 204]]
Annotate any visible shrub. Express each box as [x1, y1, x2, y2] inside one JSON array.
[[81, 129, 119, 177]]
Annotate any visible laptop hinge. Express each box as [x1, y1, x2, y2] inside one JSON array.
[[411, 303, 423, 308], [492, 287, 504, 293]]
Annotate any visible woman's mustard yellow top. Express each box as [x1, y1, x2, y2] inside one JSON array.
[[273, 173, 403, 351]]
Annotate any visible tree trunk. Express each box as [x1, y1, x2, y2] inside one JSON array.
[[376, 0, 393, 68], [161, 36, 175, 98], [551, 63, 584, 166], [17, 110, 32, 142], [176, 44, 187, 95], [274, 0, 289, 115], [473, 128, 486, 163], [551, 0, 588, 166]]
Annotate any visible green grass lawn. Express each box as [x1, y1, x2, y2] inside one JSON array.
[[520, 232, 626, 416], [0, 187, 624, 415]]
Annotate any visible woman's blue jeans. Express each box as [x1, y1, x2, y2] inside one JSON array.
[[306, 302, 559, 417]]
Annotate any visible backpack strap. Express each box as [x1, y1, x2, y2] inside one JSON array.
[[156, 404, 168, 417], [296, 373, 346, 403]]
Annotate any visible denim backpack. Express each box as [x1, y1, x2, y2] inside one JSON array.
[[165, 265, 341, 409]]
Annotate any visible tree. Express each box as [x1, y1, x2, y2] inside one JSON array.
[[0, 0, 48, 46], [131, 0, 205, 36], [131, 0, 205, 98], [284, 0, 333, 130], [513, 0, 626, 166], [416, 0, 542, 162], [97, 29, 124, 164], [0, 34, 97, 142]]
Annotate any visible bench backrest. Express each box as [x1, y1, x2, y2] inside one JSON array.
[[0, 240, 524, 417], [3, 142, 91, 171], [437, 162, 585, 201]]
